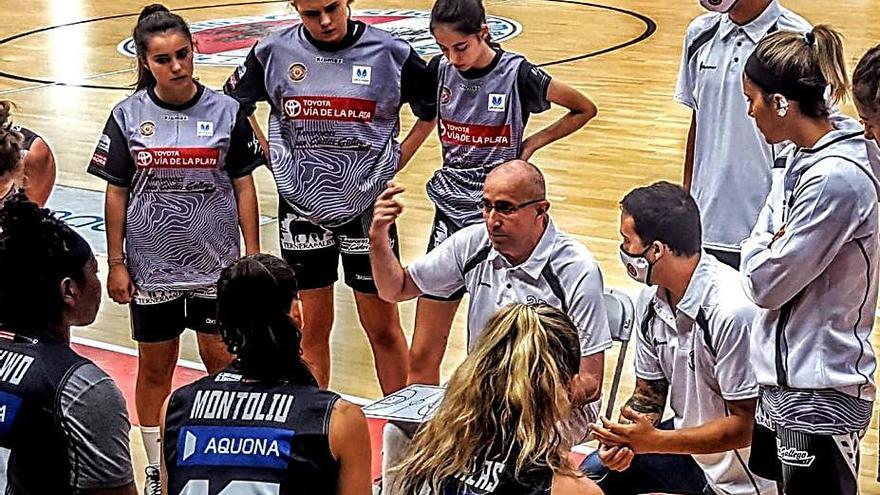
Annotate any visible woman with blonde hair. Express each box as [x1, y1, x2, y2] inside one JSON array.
[[392, 303, 601, 495], [741, 25, 879, 495]]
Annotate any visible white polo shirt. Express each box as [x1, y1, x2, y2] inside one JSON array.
[[635, 254, 774, 495], [675, 0, 810, 252], [408, 217, 612, 356]]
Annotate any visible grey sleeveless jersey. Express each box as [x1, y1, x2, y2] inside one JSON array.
[[427, 52, 527, 227], [249, 24, 411, 226], [88, 85, 263, 291]]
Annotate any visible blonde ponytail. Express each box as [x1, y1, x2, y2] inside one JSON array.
[[746, 25, 849, 117], [811, 25, 849, 105], [392, 304, 581, 494]]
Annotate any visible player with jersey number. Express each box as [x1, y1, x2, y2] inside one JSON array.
[[224, 0, 436, 394], [0, 193, 135, 495], [407, 0, 598, 385], [86, 5, 264, 492], [741, 26, 879, 495], [676, 0, 810, 268], [161, 254, 371, 495], [0, 101, 56, 207]]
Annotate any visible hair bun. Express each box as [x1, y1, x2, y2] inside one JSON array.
[[138, 3, 170, 23], [0, 191, 44, 238]]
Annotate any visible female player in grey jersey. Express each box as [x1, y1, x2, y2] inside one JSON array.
[[393, 304, 601, 495], [87, 5, 264, 491], [408, 0, 597, 385], [161, 254, 371, 495], [224, 0, 437, 394], [741, 25, 878, 495]]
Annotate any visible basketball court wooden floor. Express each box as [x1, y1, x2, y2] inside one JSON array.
[[2, 0, 880, 490]]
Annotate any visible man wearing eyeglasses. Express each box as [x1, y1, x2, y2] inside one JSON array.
[[370, 159, 611, 409]]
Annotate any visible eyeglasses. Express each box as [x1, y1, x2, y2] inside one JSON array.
[[478, 198, 545, 215]]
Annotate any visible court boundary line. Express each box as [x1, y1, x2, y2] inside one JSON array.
[[0, 0, 656, 91]]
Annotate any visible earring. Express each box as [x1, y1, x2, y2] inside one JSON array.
[[777, 97, 789, 117]]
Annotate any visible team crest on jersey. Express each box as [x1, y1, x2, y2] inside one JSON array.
[[139, 121, 156, 137], [116, 10, 522, 66], [352, 65, 372, 85], [440, 86, 451, 105], [488, 94, 507, 112], [288, 63, 308, 82]]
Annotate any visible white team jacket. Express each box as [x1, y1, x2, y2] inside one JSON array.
[[742, 118, 880, 401]]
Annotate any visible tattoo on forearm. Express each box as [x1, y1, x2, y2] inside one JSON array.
[[623, 378, 668, 424]]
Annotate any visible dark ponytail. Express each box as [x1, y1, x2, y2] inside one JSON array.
[[0, 192, 92, 338], [217, 254, 317, 385], [133, 4, 193, 91], [430, 0, 488, 39]]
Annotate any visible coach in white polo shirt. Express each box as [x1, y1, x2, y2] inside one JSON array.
[[369, 159, 611, 406], [588, 182, 774, 495], [677, 0, 809, 268]]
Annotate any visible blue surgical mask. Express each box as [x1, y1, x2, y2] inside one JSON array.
[[619, 245, 657, 286]]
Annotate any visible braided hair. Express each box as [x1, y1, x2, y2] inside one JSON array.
[[217, 254, 317, 385], [0, 192, 93, 338]]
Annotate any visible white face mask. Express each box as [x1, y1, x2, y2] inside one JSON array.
[[619, 245, 656, 286], [699, 0, 739, 13]]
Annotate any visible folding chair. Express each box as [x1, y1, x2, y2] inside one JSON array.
[[602, 289, 636, 419]]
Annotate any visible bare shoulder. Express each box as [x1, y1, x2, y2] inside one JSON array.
[[551, 472, 603, 495]]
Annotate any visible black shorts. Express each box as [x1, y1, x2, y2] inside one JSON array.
[[278, 198, 398, 294], [422, 209, 467, 302], [130, 288, 218, 343], [750, 412, 862, 495]]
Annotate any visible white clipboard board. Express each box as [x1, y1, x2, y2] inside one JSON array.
[[361, 384, 445, 423]]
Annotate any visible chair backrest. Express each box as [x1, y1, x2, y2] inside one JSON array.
[[603, 289, 635, 343], [602, 289, 636, 419]]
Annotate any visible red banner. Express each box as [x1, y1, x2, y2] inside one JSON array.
[[439, 119, 511, 147], [282, 96, 376, 123], [134, 148, 220, 169]]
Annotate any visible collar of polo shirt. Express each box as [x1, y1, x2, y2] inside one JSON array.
[[718, 0, 782, 43], [487, 217, 557, 280], [655, 250, 714, 321]]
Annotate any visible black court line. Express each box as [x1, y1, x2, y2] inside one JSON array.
[[0, 0, 656, 90]]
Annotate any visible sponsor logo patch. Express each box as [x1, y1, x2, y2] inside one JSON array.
[[352, 65, 372, 85], [139, 121, 156, 137], [439, 119, 512, 148], [97, 134, 111, 152], [90, 152, 108, 168], [777, 443, 816, 467], [0, 390, 23, 435], [197, 121, 214, 137], [288, 62, 307, 82], [134, 148, 220, 169], [440, 86, 451, 105], [117, 11, 522, 66], [340, 236, 370, 254], [178, 426, 294, 470], [488, 93, 507, 112], [282, 96, 376, 123]]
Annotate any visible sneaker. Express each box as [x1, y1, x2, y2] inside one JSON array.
[[144, 465, 161, 495]]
